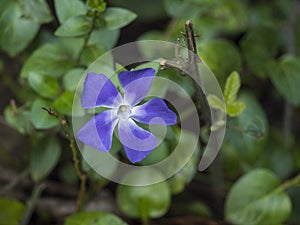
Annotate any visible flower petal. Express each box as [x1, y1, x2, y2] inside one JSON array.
[[77, 110, 118, 152], [81, 72, 122, 108], [123, 145, 152, 163], [132, 98, 177, 125], [118, 118, 157, 151], [118, 68, 155, 106]]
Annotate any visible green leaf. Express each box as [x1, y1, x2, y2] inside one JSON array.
[[30, 136, 61, 182], [224, 71, 241, 105], [197, 39, 242, 86], [0, 198, 25, 225], [55, 15, 93, 37], [63, 68, 85, 91], [54, 0, 87, 24], [21, 43, 76, 79], [240, 26, 279, 77], [53, 91, 74, 116], [207, 94, 225, 111], [103, 7, 137, 30], [0, 1, 39, 56], [117, 169, 171, 219], [226, 101, 246, 117], [30, 98, 59, 129], [64, 211, 129, 225], [80, 43, 107, 66], [225, 169, 291, 225], [28, 72, 60, 99], [21, 0, 53, 23], [89, 28, 120, 49], [4, 106, 34, 134], [269, 55, 300, 106]]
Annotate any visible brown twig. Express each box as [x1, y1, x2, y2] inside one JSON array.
[[42, 107, 86, 212]]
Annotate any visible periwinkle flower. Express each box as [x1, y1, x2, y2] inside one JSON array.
[[78, 68, 177, 163]]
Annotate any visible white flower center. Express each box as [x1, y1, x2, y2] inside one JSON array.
[[117, 104, 132, 120]]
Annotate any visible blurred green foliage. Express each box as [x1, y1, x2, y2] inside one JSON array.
[[1, 0, 300, 225]]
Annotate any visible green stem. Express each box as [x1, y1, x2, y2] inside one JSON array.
[[280, 172, 300, 190], [42, 108, 86, 212], [75, 12, 98, 65], [283, 0, 298, 149], [20, 183, 46, 225]]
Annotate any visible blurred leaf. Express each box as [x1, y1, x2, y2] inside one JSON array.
[[270, 55, 300, 106], [207, 94, 225, 111], [89, 28, 120, 49], [226, 101, 246, 117], [163, 0, 202, 19], [80, 44, 107, 66], [225, 169, 291, 225], [55, 15, 93, 37], [224, 71, 241, 105], [223, 92, 268, 169], [54, 0, 86, 24], [53, 91, 74, 116], [139, 141, 169, 165], [109, 0, 166, 21], [64, 211, 128, 225], [28, 72, 60, 99], [103, 7, 137, 30], [30, 98, 59, 129], [117, 169, 171, 219], [197, 39, 242, 86], [0, 198, 25, 225], [30, 136, 61, 182], [240, 26, 279, 77], [63, 68, 85, 91], [22, 0, 53, 23], [0, 1, 39, 56], [21, 43, 76, 79], [4, 106, 34, 134]]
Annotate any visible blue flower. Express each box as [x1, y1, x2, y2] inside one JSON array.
[[78, 68, 177, 163]]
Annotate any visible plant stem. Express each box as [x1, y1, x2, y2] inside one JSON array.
[[283, 0, 298, 148], [75, 12, 98, 65], [280, 172, 300, 190], [42, 108, 86, 212], [20, 183, 46, 225], [0, 169, 29, 195]]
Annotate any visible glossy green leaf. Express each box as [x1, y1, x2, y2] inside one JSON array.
[[197, 39, 242, 86], [63, 68, 85, 91], [207, 94, 225, 112], [80, 44, 107, 66], [22, 0, 53, 23], [223, 92, 268, 167], [30, 136, 61, 182], [226, 101, 246, 117], [89, 28, 120, 49], [54, 0, 86, 24], [28, 73, 60, 99], [103, 7, 137, 30], [240, 26, 279, 77], [4, 106, 34, 134], [53, 91, 74, 116], [64, 211, 128, 225], [55, 15, 93, 37], [224, 71, 241, 105], [0, 1, 39, 56], [225, 169, 291, 225], [270, 55, 300, 106], [117, 169, 171, 219], [0, 198, 25, 225], [30, 98, 59, 129], [21, 43, 75, 79]]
